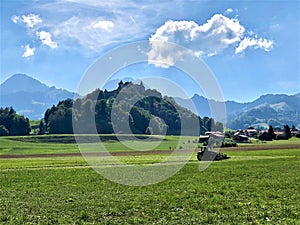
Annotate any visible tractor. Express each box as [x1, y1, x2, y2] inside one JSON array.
[[196, 146, 230, 161]]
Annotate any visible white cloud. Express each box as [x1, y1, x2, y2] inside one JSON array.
[[52, 16, 111, 50], [22, 45, 36, 57], [93, 20, 114, 32], [12, 13, 43, 28], [51, 15, 140, 51], [148, 41, 193, 68], [150, 15, 245, 57], [224, 8, 233, 15], [36, 31, 58, 48], [30, 0, 180, 53], [12, 16, 20, 24], [149, 15, 244, 67], [11, 1, 274, 60], [235, 37, 273, 54], [22, 14, 43, 28], [149, 14, 274, 67]]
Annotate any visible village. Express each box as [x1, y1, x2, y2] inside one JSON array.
[[199, 125, 300, 146]]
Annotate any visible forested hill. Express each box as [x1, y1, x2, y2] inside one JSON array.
[[42, 81, 223, 135]]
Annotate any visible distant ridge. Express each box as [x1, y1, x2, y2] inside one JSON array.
[[0, 74, 79, 119], [175, 93, 300, 129]]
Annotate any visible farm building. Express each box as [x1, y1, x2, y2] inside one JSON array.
[[246, 129, 258, 137], [233, 134, 249, 143], [233, 130, 250, 143], [199, 131, 224, 143]]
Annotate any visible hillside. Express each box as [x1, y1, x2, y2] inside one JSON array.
[[175, 93, 300, 129], [0, 74, 78, 119], [42, 81, 221, 135]]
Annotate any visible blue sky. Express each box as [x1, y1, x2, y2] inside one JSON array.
[[1, 0, 299, 102]]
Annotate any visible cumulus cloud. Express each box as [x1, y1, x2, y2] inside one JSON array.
[[12, 14, 58, 55], [235, 37, 273, 54], [12, 13, 42, 28], [148, 41, 193, 68], [36, 31, 58, 48], [22, 45, 36, 57], [149, 14, 273, 67], [93, 20, 114, 32]]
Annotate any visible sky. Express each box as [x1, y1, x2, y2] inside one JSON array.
[[1, 0, 299, 102]]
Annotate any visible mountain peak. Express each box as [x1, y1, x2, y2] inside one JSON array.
[[1, 74, 49, 95], [0, 74, 78, 119]]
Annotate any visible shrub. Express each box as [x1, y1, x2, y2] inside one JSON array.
[[221, 141, 237, 148]]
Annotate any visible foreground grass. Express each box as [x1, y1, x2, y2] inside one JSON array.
[[0, 149, 299, 224]]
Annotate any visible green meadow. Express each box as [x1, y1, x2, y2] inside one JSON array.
[[0, 135, 189, 155], [0, 136, 299, 224]]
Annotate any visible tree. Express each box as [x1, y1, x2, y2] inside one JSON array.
[[0, 107, 30, 136], [0, 125, 9, 136], [130, 106, 151, 134], [268, 125, 276, 140], [284, 125, 292, 139], [214, 122, 224, 132], [9, 116, 31, 135], [39, 120, 46, 134], [44, 99, 74, 134]]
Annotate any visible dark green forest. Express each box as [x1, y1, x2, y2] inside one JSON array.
[[0, 107, 31, 136], [41, 81, 223, 135]]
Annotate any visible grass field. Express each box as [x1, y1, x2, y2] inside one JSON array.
[[0, 135, 299, 224], [0, 135, 193, 155]]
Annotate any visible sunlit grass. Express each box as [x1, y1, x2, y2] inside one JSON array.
[[0, 135, 299, 223], [0, 150, 299, 224]]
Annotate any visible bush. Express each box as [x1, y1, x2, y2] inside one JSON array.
[[275, 134, 288, 140], [221, 141, 237, 148]]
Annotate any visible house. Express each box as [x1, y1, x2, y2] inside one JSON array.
[[291, 128, 299, 137], [233, 134, 249, 143], [199, 131, 224, 143], [246, 129, 258, 137], [199, 135, 210, 143]]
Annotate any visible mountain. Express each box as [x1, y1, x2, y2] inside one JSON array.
[[175, 93, 300, 129], [0, 74, 78, 120], [0, 74, 49, 95]]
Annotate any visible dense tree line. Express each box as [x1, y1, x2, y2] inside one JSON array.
[[259, 124, 293, 141], [0, 107, 31, 136], [42, 81, 223, 135]]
